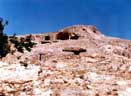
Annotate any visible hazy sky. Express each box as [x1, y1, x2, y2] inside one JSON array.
[[0, 0, 131, 39]]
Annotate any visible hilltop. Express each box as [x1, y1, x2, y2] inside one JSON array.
[[0, 25, 131, 96]]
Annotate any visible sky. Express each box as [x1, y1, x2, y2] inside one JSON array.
[[0, 0, 131, 39]]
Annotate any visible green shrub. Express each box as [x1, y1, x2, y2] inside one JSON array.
[[10, 34, 36, 53], [0, 18, 10, 58]]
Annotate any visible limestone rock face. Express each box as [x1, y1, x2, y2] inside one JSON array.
[[1, 25, 131, 96], [29, 25, 106, 43], [58, 25, 104, 40]]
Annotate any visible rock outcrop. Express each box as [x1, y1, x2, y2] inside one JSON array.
[[63, 47, 86, 55], [1, 25, 131, 96]]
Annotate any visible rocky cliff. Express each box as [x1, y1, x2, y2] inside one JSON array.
[[0, 25, 131, 96]]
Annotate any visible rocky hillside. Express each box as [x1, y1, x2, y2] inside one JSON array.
[[0, 25, 131, 96]]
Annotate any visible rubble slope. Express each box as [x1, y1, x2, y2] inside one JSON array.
[[1, 25, 131, 96]]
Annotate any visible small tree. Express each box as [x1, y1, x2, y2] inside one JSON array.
[[0, 17, 36, 58], [0, 18, 10, 58]]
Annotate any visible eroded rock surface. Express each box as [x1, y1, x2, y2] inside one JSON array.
[[1, 25, 131, 96]]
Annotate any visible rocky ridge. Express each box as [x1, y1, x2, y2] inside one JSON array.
[[0, 25, 131, 96]]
